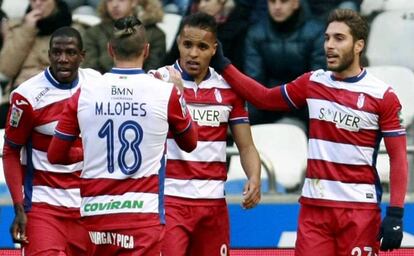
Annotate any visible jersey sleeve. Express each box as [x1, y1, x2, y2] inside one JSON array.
[[54, 89, 81, 140], [283, 72, 312, 110], [229, 93, 249, 126], [4, 92, 34, 147], [378, 88, 406, 137], [167, 86, 192, 135]]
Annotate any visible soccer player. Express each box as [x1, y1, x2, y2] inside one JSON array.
[[47, 16, 197, 256], [2, 27, 101, 255], [211, 9, 408, 255], [153, 12, 261, 256]]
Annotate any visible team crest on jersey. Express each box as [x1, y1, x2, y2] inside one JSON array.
[[214, 88, 222, 103], [357, 93, 365, 109], [9, 104, 23, 127], [179, 95, 188, 117]]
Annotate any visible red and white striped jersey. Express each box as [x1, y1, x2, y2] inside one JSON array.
[[4, 68, 100, 218], [282, 69, 405, 209], [154, 62, 249, 205], [54, 68, 193, 230]]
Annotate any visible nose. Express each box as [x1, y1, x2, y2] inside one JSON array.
[[189, 47, 199, 58], [58, 52, 69, 63]]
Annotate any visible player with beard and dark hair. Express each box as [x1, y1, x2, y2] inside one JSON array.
[[211, 8, 408, 256]]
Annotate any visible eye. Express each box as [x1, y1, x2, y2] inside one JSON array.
[[183, 41, 192, 48]]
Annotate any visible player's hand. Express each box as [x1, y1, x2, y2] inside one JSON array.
[[210, 40, 231, 73], [10, 204, 29, 244], [378, 206, 404, 251], [166, 66, 184, 93], [242, 177, 261, 209]]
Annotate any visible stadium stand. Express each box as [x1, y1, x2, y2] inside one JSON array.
[[383, 0, 414, 11], [157, 12, 182, 52], [227, 124, 307, 194], [366, 9, 414, 70], [1, 0, 28, 18]]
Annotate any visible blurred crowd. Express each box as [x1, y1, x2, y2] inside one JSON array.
[[0, 0, 391, 131]]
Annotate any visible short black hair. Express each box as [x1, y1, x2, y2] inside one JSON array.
[[49, 26, 83, 50], [180, 12, 218, 37]]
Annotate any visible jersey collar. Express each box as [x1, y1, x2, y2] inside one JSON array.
[[110, 68, 146, 75], [173, 60, 211, 82], [330, 68, 367, 83], [45, 68, 79, 90]]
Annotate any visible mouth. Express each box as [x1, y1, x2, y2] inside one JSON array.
[[56, 69, 72, 78], [326, 54, 339, 64], [185, 60, 200, 70]]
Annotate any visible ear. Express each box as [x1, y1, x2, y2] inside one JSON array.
[[354, 39, 365, 55], [107, 42, 115, 58], [212, 41, 217, 56], [80, 50, 86, 62], [143, 43, 150, 60]]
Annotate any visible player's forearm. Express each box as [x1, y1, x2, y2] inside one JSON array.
[[222, 65, 290, 111], [239, 145, 261, 182], [2, 143, 24, 204], [384, 135, 408, 207], [174, 122, 198, 153], [47, 137, 83, 165]]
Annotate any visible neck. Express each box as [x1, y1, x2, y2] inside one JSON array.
[[332, 62, 362, 80], [113, 58, 144, 69]]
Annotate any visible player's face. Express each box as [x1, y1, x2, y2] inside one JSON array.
[[48, 36, 85, 84], [30, 0, 56, 18], [324, 21, 362, 73], [178, 25, 217, 83], [198, 0, 224, 17], [267, 0, 299, 23], [106, 0, 137, 21]]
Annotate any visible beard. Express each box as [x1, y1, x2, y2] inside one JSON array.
[[327, 49, 355, 73]]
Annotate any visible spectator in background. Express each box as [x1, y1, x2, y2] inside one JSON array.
[[82, 0, 165, 74], [0, 0, 7, 50], [0, 0, 73, 129], [305, 0, 362, 21], [244, 0, 325, 127], [164, 0, 251, 71]]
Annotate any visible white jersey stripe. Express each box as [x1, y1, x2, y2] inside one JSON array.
[[34, 121, 58, 135], [308, 138, 374, 165], [32, 149, 83, 173], [80, 192, 159, 217], [307, 98, 379, 131], [165, 178, 225, 199], [167, 139, 227, 162], [301, 178, 378, 203], [31, 186, 81, 207]]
